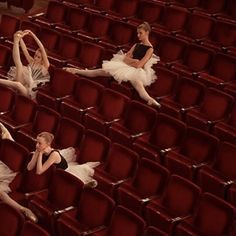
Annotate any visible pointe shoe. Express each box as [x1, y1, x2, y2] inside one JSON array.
[[147, 98, 161, 108], [21, 207, 38, 223], [86, 180, 98, 188]]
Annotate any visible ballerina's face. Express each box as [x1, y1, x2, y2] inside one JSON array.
[[137, 28, 149, 42], [34, 49, 43, 64], [36, 136, 49, 152]]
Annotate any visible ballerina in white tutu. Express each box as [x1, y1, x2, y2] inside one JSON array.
[[27, 132, 99, 187], [0, 30, 50, 99], [0, 123, 37, 223], [64, 22, 161, 107]]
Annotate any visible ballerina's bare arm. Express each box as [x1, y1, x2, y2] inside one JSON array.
[[36, 151, 61, 175], [28, 31, 50, 70], [20, 37, 34, 64], [27, 150, 39, 171], [134, 47, 154, 68]]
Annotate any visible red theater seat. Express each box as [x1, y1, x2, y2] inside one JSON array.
[[20, 222, 50, 236]]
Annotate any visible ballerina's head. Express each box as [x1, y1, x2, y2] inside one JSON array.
[[137, 22, 151, 43]]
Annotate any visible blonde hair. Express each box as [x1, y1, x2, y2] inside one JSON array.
[[137, 22, 151, 33], [37, 132, 54, 145]]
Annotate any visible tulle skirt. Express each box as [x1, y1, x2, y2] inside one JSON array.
[[102, 51, 160, 87], [0, 161, 17, 193], [59, 147, 100, 185]]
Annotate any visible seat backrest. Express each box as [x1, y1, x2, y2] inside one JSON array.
[[57, 35, 80, 59], [193, 192, 234, 236], [185, 11, 215, 39], [74, 78, 104, 108], [212, 20, 236, 47], [49, 68, 77, 96], [0, 44, 11, 68], [136, 0, 164, 24], [39, 27, 59, 51], [214, 142, 236, 179], [147, 66, 179, 98], [200, 0, 226, 13], [94, 0, 114, 11], [0, 85, 15, 113], [161, 175, 201, 216], [133, 158, 170, 197], [20, 221, 50, 236], [108, 205, 146, 236], [0, 14, 20, 38], [77, 188, 115, 227], [0, 203, 25, 236], [201, 88, 234, 120], [161, 5, 188, 31], [183, 43, 214, 71], [77, 129, 111, 164], [0, 139, 29, 172], [32, 105, 60, 134], [228, 102, 236, 127], [158, 36, 188, 63], [45, 0, 67, 23], [54, 117, 84, 149], [78, 41, 104, 68], [65, 6, 89, 30], [150, 113, 186, 150], [98, 89, 130, 121], [174, 77, 206, 107], [124, 101, 157, 133], [48, 169, 84, 209], [180, 127, 219, 163], [105, 143, 139, 179], [113, 0, 138, 17], [11, 95, 37, 123], [209, 53, 236, 82], [144, 226, 168, 236]]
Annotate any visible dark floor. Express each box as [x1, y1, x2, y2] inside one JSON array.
[[0, 0, 48, 17]]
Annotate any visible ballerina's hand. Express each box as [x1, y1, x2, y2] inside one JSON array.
[[63, 67, 77, 74], [14, 30, 24, 39], [22, 30, 31, 37]]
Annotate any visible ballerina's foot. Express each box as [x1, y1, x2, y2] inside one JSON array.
[[148, 98, 161, 108], [86, 180, 98, 188], [21, 207, 38, 223]]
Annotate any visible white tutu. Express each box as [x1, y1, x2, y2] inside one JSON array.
[[7, 63, 50, 99], [59, 147, 100, 185], [0, 161, 17, 193], [102, 50, 159, 87]]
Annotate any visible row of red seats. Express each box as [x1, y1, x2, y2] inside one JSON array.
[[0, 0, 34, 13], [52, 0, 236, 21], [0, 137, 236, 235], [25, 1, 236, 54], [2, 81, 236, 210]]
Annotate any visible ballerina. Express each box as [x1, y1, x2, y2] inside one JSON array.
[[64, 22, 161, 107], [0, 30, 50, 99], [0, 123, 37, 222]]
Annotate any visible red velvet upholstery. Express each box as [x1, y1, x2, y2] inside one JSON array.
[[145, 175, 201, 234], [160, 77, 206, 120], [57, 188, 115, 235], [36, 68, 77, 110], [116, 158, 170, 214], [76, 129, 111, 164], [108, 100, 157, 147], [7, 0, 34, 13], [61, 78, 104, 122], [0, 94, 37, 136], [94, 143, 139, 197], [54, 117, 85, 149], [29, 169, 84, 235], [185, 87, 234, 131], [197, 142, 236, 198], [144, 226, 168, 236], [0, 203, 25, 236], [84, 89, 130, 134], [175, 193, 234, 236], [213, 103, 236, 144], [93, 205, 146, 236], [20, 222, 50, 236], [0, 84, 15, 115], [0, 44, 11, 74], [15, 105, 60, 151], [133, 113, 187, 162], [166, 127, 219, 180]]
